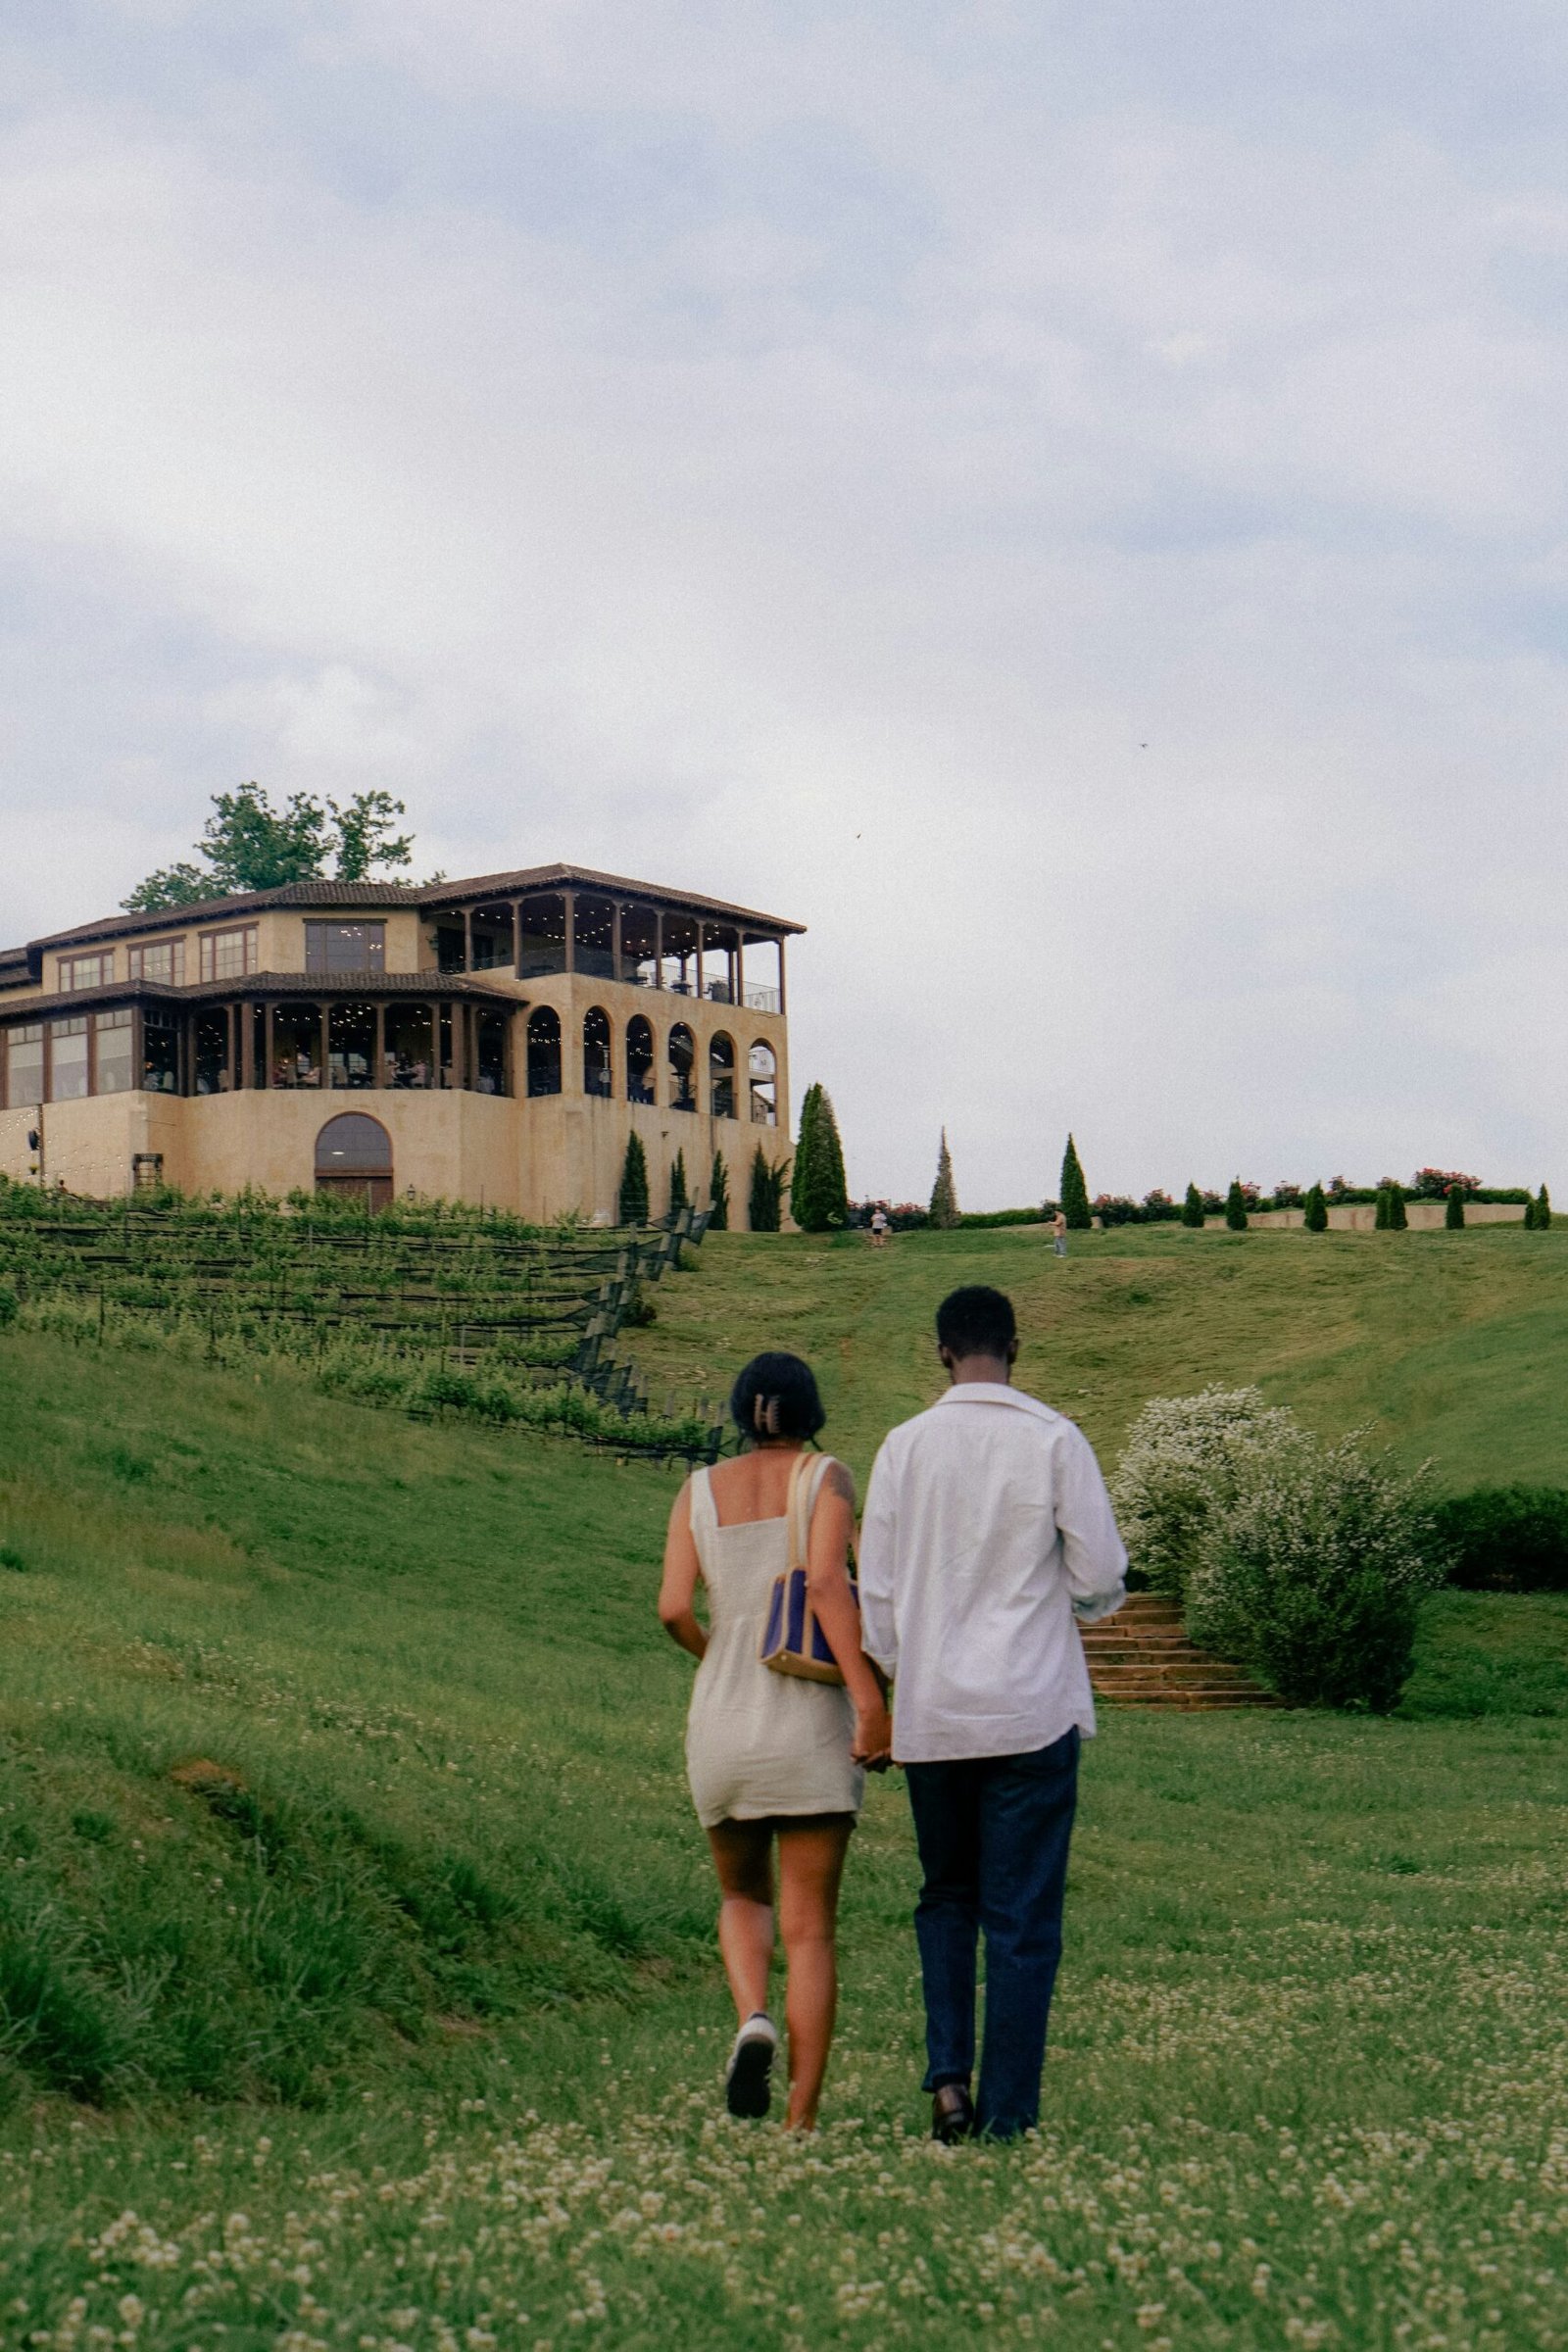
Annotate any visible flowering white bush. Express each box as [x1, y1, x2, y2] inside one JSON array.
[[1110, 1386, 1300, 1600], [1186, 1429, 1443, 1711]]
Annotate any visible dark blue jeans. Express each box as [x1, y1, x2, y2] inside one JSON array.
[[905, 1728, 1080, 2139]]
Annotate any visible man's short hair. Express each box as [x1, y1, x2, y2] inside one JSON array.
[[936, 1285, 1017, 1360]]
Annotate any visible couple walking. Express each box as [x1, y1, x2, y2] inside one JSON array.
[[658, 1284, 1127, 2139]]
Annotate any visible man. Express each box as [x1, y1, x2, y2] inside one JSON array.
[[858, 1284, 1126, 2143]]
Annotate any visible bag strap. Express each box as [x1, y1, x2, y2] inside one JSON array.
[[786, 1453, 834, 1578]]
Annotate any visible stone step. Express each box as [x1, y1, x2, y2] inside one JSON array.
[[1083, 1600, 1283, 1709], [1091, 1661, 1261, 1690]]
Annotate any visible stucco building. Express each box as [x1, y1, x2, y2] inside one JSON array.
[[0, 865, 798, 1222]]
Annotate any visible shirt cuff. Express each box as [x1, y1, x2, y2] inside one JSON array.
[[1071, 1583, 1127, 1624]]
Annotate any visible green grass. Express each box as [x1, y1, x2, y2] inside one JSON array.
[[0, 1229, 1566, 2347], [623, 1221, 1568, 1489]]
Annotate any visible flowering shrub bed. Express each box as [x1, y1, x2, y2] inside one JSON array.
[[1114, 1390, 1443, 1708]]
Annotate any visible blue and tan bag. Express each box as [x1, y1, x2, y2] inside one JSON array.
[[760, 1453, 858, 1685]]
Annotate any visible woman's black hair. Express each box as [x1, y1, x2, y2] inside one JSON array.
[[730, 1351, 826, 1444]]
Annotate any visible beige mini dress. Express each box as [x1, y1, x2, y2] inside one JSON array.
[[684, 1455, 864, 1830]]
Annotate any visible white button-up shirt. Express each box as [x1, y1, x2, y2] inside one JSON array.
[[858, 1383, 1128, 1763]]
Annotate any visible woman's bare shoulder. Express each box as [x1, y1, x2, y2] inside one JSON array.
[[820, 1456, 857, 1505]]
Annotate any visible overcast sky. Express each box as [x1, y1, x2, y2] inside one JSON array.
[[4, 3, 1567, 1206]]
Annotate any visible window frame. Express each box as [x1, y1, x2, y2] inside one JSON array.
[[199, 924, 260, 983]]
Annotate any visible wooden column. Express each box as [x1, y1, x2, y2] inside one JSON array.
[[612, 902, 622, 986], [563, 890, 576, 976], [265, 1004, 274, 1089], [374, 1004, 386, 1089], [319, 1004, 330, 1090], [654, 908, 663, 989], [239, 999, 254, 1090], [453, 1002, 467, 1092], [512, 901, 521, 980], [463, 908, 473, 973], [735, 935, 745, 1014]]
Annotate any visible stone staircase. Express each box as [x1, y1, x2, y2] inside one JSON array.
[[1082, 1593, 1286, 1711]]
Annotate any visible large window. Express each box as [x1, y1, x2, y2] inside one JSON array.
[[668, 1021, 696, 1111], [583, 1007, 612, 1098], [474, 1009, 509, 1095], [749, 1041, 777, 1125], [199, 925, 259, 983], [271, 1004, 323, 1088], [469, 906, 514, 972], [620, 904, 659, 989], [526, 1005, 562, 1097], [49, 1017, 89, 1102], [574, 896, 615, 981], [59, 951, 113, 992], [710, 1032, 736, 1118], [329, 1002, 376, 1089], [94, 1010, 134, 1097], [193, 1009, 231, 1095], [306, 921, 385, 975], [143, 1013, 180, 1093], [3, 1025, 42, 1109], [384, 1003, 433, 1087], [128, 939, 185, 985], [517, 895, 567, 980], [626, 1014, 655, 1103]]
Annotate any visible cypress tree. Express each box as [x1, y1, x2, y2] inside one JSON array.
[[1389, 1185, 1408, 1231], [929, 1129, 959, 1229], [1374, 1187, 1391, 1230], [1059, 1135, 1091, 1231], [749, 1146, 785, 1234], [669, 1148, 689, 1220], [1538, 1183, 1551, 1230], [1303, 1182, 1328, 1232], [1224, 1179, 1249, 1232], [1180, 1181, 1205, 1229], [708, 1150, 730, 1233], [1445, 1185, 1465, 1229], [790, 1083, 849, 1232], [616, 1132, 649, 1226]]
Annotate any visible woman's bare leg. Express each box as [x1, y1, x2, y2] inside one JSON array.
[[707, 1821, 776, 2022], [776, 1817, 854, 2131]]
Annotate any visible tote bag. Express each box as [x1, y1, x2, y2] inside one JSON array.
[[760, 1453, 858, 1685]]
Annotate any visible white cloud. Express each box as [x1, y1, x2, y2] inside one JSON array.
[[2, 4, 1568, 1201]]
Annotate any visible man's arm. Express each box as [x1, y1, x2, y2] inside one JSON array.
[[857, 1443, 900, 1675], [1054, 1425, 1128, 1622]]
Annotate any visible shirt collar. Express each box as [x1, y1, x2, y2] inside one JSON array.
[[933, 1383, 1058, 1422]]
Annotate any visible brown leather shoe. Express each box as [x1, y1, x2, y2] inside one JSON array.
[[931, 2082, 975, 2144]]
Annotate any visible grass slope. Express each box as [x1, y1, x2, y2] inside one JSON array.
[[0, 1236, 1566, 2347], [624, 1221, 1568, 1489]]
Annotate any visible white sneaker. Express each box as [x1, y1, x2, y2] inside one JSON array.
[[724, 2012, 778, 2119]]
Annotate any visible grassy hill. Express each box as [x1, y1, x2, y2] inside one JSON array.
[[1, 1230, 1566, 2347], [623, 1220, 1568, 1489]]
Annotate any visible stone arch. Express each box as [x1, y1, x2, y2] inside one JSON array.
[[583, 1005, 612, 1098], [315, 1111, 393, 1210], [526, 1005, 563, 1097], [709, 1030, 736, 1118], [667, 1021, 697, 1112]]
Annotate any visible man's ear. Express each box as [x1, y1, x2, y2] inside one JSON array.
[[1006, 1336, 1020, 1364], [937, 1343, 956, 1374]]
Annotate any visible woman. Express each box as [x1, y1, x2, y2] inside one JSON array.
[[659, 1352, 892, 2131]]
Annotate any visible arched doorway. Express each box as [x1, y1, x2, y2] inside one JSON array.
[[315, 1112, 393, 1210]]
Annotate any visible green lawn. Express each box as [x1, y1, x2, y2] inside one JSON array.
[[628, 1221, 1568, 1490], [1, 1229, 1566, 2349]]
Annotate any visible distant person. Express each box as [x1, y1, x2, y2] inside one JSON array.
[[659, 1352, 892, 2131], [869, 1205, 890, 1250], [859, 1286, 1126, 2142], [1052, 1209, 1067, 1256]]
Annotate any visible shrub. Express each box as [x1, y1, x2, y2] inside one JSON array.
[[748, 1147, 788, 1233], [1180, 1182, 1204, 1230], [1432, 1485, 1568, 1592], [1110, 1387, 1299, 1602], [1093, 1193, 1141, 1227], [668, 1149, 690, 1220], [0, 1276, 18, 1328], [1535, 1183, 1551, 1230], [1224, 1179, 1248, 1232], [616, 1134, 649, 1227], [1411, 1167, 1481, 1200], [1186, 1431, 1443, 1711], [1303, 1183, 1328, 1232], [708, 1151, 730, 1233], [1388, 1185, 1408, 1231], [1446, 1185, 1465, 1230], [1143, 1189, 1179, 1222], [1374, 1187, 1391, 1231], [1059, 1135, 1091, 1231]]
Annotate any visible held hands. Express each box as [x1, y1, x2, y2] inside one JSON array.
[[852, 1694, 895, 1772]]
